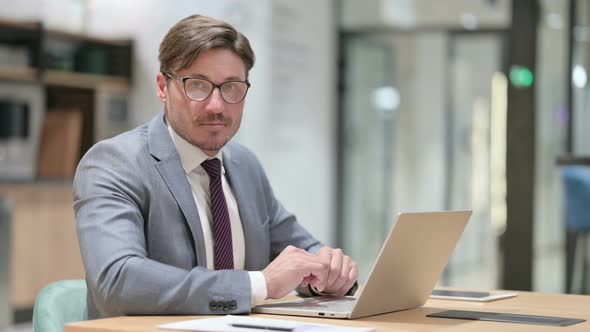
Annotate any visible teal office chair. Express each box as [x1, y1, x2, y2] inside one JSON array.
[[1, 196, 12, 329], [562, 166, 590, 294], [33, 280, 87, 332]]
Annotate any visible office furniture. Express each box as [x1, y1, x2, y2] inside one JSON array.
[[33, 280, 87, 332], [557, 156, 590, 294], [0, 184, 84, 315], [0, 18, 132, 180], [65, 291, 589, 332], [36, 110, 83, 178], [0, 196, 12, 328], [561, 165, 590, 293]]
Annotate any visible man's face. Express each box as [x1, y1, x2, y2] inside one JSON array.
[[157, 48, 247, 156]]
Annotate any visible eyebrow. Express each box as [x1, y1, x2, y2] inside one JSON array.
[[187, 73, 245, 82]]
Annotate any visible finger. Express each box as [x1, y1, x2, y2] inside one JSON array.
[[312, 247, 334, 292], [301, 275, 313, 288], [306, 261, 329, 289], [315, 247, 332, 267], [335, 279, 355, 297], [326, 249, 343, 288], [349, 261, 359, 283], [327, 255, 350, 293], [284, 246, 318, 258], [335, 262, 359, 296], [316, 246, 332, 257]]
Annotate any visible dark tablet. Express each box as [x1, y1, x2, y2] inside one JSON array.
[[427, 310, 585, 326]]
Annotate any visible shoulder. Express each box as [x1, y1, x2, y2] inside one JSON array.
[[79, 124, 150, 169], [222, 141, 276, 199], [223, 141, 265, 170], [74, 124, 151, 196]]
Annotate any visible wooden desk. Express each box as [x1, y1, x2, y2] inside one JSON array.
[[66, 291, 590, 332]]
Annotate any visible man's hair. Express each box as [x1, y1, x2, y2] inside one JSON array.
[[159, 14, 255, 76]]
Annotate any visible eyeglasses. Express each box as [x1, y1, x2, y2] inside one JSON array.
[[164, 72, 251, 104]]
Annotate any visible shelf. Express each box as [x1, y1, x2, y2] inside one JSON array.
[[0, 19, 130, 47], [46, 28, 132, 47], [0, 67, 130, 90], [0, 18, 39, 31], [556, 155, 590, 166], [0, 19, 132, 86], [0, 66, 39, 83], [44, 70, 130, 91]]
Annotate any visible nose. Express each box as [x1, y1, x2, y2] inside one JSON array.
[[203, 87, 225, 113]]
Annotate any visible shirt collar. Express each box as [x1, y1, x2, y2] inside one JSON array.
[[167, 121, 225, 175]]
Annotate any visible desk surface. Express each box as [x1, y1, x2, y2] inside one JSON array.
[[65, 291, 590, 332]]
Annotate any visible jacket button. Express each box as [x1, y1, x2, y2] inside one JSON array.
[[209, 301, 216, 310]]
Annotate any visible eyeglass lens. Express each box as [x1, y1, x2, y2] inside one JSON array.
[[185, 78, 248, 103]]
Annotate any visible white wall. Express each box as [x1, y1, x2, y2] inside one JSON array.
[[265, 0, 337, 245], [0, 0, 42, 21], [341, 0, 511, 29], [0, 0, 337, 245], [533, 0, 568, 293]]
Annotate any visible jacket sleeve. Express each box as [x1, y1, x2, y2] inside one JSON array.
[[74, 140, 251, 317]]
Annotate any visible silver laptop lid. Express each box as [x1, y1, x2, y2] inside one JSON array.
[[349, 211, 471, 319]]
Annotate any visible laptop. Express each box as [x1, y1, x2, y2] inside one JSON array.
[[253, 210, 471, 319]]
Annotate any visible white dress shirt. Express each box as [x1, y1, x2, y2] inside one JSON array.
[[167, 124, 267, 306]]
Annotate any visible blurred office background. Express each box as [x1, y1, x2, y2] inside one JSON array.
[[1, 0, 589, 329]]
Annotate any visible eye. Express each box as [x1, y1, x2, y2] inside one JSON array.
[[187, 79, 209, 90], [221, 82, 237, 92]]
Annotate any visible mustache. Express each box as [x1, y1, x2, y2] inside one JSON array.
[[193, 113, 228, 124]]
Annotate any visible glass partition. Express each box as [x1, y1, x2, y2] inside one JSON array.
[[339, 30, 505, 289]]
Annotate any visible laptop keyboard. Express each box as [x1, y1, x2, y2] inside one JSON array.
[[260, 296, 356, 313]]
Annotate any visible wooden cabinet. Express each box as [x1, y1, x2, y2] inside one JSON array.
[[0, 183, 84, 309], [0, 18, 133, 181]]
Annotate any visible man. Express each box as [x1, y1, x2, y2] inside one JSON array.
[[74, 14, 358, 319]]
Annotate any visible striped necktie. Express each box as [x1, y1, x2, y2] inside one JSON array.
[[201, 158, 234, 270]]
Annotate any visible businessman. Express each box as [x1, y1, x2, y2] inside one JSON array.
[[74, 14, 358, 319]]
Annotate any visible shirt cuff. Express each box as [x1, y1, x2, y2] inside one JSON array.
[[248, 271, 268, 307]]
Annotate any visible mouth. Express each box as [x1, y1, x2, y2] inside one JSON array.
[[199, 122, 227, 131], [193, 114, 227, 128], [200, 122, 225, 126]]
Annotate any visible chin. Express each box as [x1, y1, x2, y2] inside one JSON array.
[[192, 139, 227, 152]]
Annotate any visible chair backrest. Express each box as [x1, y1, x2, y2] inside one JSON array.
[[33, 280, 87, 332], [0, 197, 12, 329], [562, 166, 590, 232]]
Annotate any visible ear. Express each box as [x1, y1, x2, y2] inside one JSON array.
[[156, 72, 168, 103]]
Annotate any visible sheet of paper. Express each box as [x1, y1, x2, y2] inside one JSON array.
[[158, 315, 375, 332]]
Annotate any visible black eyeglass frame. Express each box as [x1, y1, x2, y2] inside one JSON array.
[[163, 71, 251, 104]]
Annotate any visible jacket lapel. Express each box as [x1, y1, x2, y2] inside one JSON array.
[[147, 114, 207, 267], [223, 146, 268, 271]]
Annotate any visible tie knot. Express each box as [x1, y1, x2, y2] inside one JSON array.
[[201, 158, 222, 179]]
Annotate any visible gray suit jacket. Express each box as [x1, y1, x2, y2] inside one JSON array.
[[73, 113, 322, 319]]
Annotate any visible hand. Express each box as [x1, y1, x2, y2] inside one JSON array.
[[314, 246, 358, 296], [262, 246, 329, 299]]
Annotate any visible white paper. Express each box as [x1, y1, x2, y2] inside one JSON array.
[[158, 315, 375, 332]]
